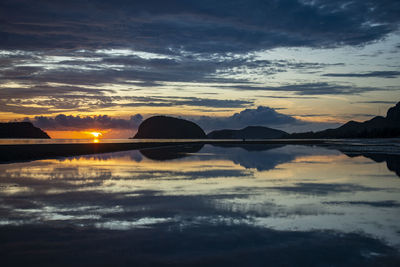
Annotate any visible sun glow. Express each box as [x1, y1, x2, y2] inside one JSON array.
[[83, 131, 103, 139], [90, 132, 102, 138]]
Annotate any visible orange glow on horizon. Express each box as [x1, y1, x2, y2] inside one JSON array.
[[46, 129, 136, 139], [88, 132, 102, 138]]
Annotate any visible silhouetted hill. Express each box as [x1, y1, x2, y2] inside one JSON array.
[[133, 116, 206, 139], [0, 122, 50, 138], [290, 102, 400, 139], [208, 126, 288, 139]]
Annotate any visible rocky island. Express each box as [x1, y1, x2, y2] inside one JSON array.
[[0, 122, 50, 139], [133, 116, 207, 139]]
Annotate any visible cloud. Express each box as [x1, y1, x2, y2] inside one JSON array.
[[323, 71, 400, 78], [120, 96, 252, 108], [0, 85, 113, 97], [222, 82, 385, 95], [271, 183, 380, 196], [0, 50, 336, 88], [1, 0, 399, 53], [0, 83, 252, 114], [190, 106, 298, 131], [0, 0, 399, 120], [187, 106, 341, 132], [27, 114, 143, 131], [355, 100, 398, 104], [322, 200, 400, 208]]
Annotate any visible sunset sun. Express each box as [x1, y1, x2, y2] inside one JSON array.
[[89, 132, 102, 138]]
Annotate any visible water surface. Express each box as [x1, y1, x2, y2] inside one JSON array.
[[1, 144, 400, 266]]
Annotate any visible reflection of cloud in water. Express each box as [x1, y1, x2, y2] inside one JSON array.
[[1, 144, 400, 265], [322, 200, 400, 208], [1, 224, 399, 266], [271, 183, 381, 196], [344, 152, 400, 178], [199, 144, 340, 171], [70, 149, 143, 162]]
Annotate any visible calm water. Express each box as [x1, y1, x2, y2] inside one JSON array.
[[1, 144, 400, 266], [0, 138, 202, 144]]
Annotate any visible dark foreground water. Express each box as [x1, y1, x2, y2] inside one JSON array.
[[1, 144, 400, 266]]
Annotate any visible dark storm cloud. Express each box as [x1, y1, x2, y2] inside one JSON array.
[[1, 0, 399, 52], [323, 71, 400, 78], [28, 114, 143, 130]]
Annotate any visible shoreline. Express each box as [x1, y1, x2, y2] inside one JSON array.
[[1, 139, 399, 163], [0, 140, 327, 163]]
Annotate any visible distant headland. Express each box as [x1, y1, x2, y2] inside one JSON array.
[[0, 122, 50, 139], [289, 101, 400, 139], [207, 126, 289, 139]]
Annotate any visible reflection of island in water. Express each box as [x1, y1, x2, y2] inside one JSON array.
[[138, 144, 400, 177], [207, 144, 297, 171], [140, 144, 204, 160], [343, 152, 400, 177], [1, 143, 400, 266], [139, 144, 297, 171]]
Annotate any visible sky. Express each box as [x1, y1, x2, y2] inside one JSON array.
[[1, 0, 400, 138]]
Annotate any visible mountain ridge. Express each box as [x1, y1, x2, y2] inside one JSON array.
[[289, 101, 400, 139], [207, 126, 289, 139]]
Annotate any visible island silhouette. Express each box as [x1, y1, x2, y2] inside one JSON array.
[[133, 116, 206, 139], [0, 102, 399, 177], [131, 101, 400, 139], [0, 122, 50, 139], [0, 101, 399, 140]]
